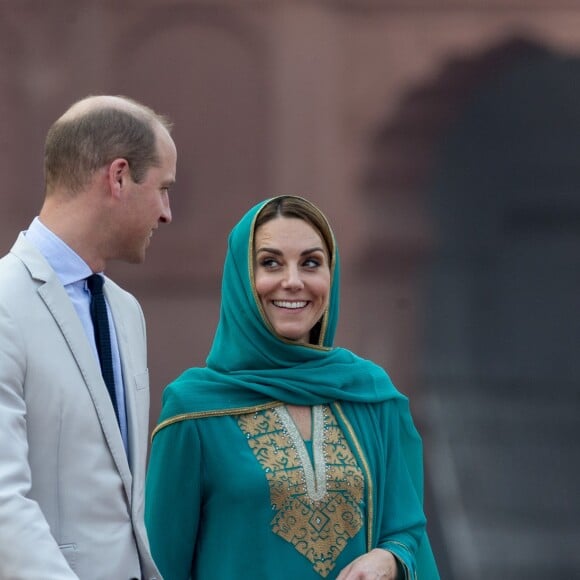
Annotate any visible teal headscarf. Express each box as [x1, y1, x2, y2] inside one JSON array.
[[154, 196, 439, 578], [156, 196, 404, 423]]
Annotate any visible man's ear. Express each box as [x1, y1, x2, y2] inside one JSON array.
[[108, 158, 130, 199]]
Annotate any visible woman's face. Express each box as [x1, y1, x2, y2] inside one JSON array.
[[254, 216, 331, 344]]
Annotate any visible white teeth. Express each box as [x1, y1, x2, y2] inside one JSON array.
[[273, 300, 307, 309]]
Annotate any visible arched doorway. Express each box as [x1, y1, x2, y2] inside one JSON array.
[[364, 37, 580, 579]]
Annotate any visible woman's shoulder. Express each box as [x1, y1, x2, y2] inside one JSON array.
[[336, 393, 411, 428], [158, 368, 207, 418]]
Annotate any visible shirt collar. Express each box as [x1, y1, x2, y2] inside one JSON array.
[[25, 217, 94, 286]]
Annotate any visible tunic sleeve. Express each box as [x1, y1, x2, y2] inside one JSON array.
[[376, 402, 427, 578], [145, 412, 202, 580]]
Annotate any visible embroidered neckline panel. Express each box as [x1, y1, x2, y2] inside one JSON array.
[[237, 404, 365, 577], [273, 405, 327, 501]]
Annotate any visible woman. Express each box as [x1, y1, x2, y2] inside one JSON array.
[[145, 196, 439, 579]]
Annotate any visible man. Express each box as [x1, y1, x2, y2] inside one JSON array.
[[0, 95, 177, 579]]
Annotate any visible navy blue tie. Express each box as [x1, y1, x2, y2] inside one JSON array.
[[87, 274, 119, 425]]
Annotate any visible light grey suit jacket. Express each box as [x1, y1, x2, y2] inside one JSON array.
[[0, 234, 161, 580]]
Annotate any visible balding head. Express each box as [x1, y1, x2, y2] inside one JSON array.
[[58, 95, 164, 124], [44, 95, 173, 195]]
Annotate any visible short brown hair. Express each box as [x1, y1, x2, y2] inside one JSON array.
[[44, 97, 173, 193]]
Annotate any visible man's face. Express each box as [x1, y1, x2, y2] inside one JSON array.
[[116, 127, 176, 264]]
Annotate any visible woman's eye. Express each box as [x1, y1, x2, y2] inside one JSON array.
[[259, 257, 278, 268], [303, 258, 321, 268]]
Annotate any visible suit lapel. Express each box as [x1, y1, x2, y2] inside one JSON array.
[[13, 235, 133, 501]]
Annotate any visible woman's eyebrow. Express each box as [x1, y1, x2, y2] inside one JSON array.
[[301, 247, 325, 256], [256, 246, 325, 256], [256, 247, 282, 255]]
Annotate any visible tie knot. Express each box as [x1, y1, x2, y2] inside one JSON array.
[[87, 273, 105, 295]]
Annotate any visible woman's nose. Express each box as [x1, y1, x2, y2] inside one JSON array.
[[281, 266, 304, 290]]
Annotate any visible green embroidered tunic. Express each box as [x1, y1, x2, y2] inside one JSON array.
[[146, 401, 425, 579], [145, 196, 440, 579]]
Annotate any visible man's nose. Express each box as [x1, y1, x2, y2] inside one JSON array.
[[160, 197, 172, 224]]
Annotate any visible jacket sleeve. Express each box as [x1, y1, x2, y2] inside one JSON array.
[[0, 302, 79, 579], [145, 401, 202, 580]]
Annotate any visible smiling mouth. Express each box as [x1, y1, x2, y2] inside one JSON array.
[[272, 300, 308, 309]]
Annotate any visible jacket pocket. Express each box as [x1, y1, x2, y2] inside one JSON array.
[[134, 369, 149, 390]]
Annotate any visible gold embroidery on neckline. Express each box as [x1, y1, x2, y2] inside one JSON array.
[[237, 405, 364, 577], [273, 405, 327, 501]]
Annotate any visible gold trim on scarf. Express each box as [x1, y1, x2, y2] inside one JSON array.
[[151, 401, 281, 441]]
